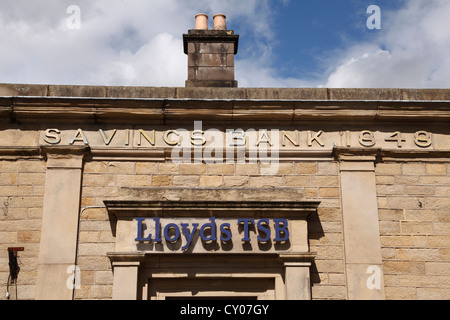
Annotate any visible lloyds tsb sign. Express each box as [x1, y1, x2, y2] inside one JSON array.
[[135, 217, 290, 253]]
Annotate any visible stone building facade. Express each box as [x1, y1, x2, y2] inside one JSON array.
[[0, 15, 449, 300]]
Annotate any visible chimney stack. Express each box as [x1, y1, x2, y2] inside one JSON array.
[[184, 13, 239, 88]]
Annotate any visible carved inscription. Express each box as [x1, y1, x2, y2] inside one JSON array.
[[41, 128, 434, 149]]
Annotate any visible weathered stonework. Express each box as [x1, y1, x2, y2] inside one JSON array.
[[0, 83, 449, 300], [184, 29, 239, 88]]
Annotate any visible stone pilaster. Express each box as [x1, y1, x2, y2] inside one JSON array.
[[338, 157, 386, 300], [35, 146, 87, 300]]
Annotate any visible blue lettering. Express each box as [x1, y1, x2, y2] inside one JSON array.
[[135, 218, 152, 241], [238, 219, 255, 242], [153, 217, 162, 242], [274, 219, 290, 242], [136, 217, 291, 248], [257, 219, 271, 242], [164, 223, 180, 243], [200, 218, 217, 242], [220, 223, 232, 242], [181, 223, 199, 251]]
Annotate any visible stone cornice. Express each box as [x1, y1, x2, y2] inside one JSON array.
[[1, 95, 450, 125], [2, 84, 450, 124], [104, 199, 320, 219]]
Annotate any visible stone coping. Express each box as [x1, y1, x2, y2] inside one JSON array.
[[2, 83, 450, 101]]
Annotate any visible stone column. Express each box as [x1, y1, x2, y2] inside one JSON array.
[[279, 253, 315, 300], [339, 160, 386, 300], [35, 147, 87, 300], [108, 253, 145, 300]]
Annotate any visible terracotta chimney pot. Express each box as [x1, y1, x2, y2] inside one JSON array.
[[213, 14, 227, 30], [195, 13, 208, 30]]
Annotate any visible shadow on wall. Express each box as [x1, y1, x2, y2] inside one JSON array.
[[308, 209, 325, 285]]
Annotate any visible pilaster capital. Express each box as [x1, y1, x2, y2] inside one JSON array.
[[107, 252, 146, 267], [278, 252, 316, 267], [40, 146, 89, 169]]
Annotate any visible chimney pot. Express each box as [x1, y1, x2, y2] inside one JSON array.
[[195, 13, 208, 30], [213, 14, 227, 30]]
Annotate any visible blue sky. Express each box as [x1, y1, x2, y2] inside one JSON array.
[[266, 1, 402, 79], [0, 0, 449, 88], [232, 0, 412, 86]]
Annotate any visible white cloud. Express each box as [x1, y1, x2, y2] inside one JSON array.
[[0, 0, 192, 86], [323, 0, 450, 88], [236, 58, 319, 88], [1, 0, 449, 88], [88, 32, 186, 87], [0, 0, 288, 87]]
